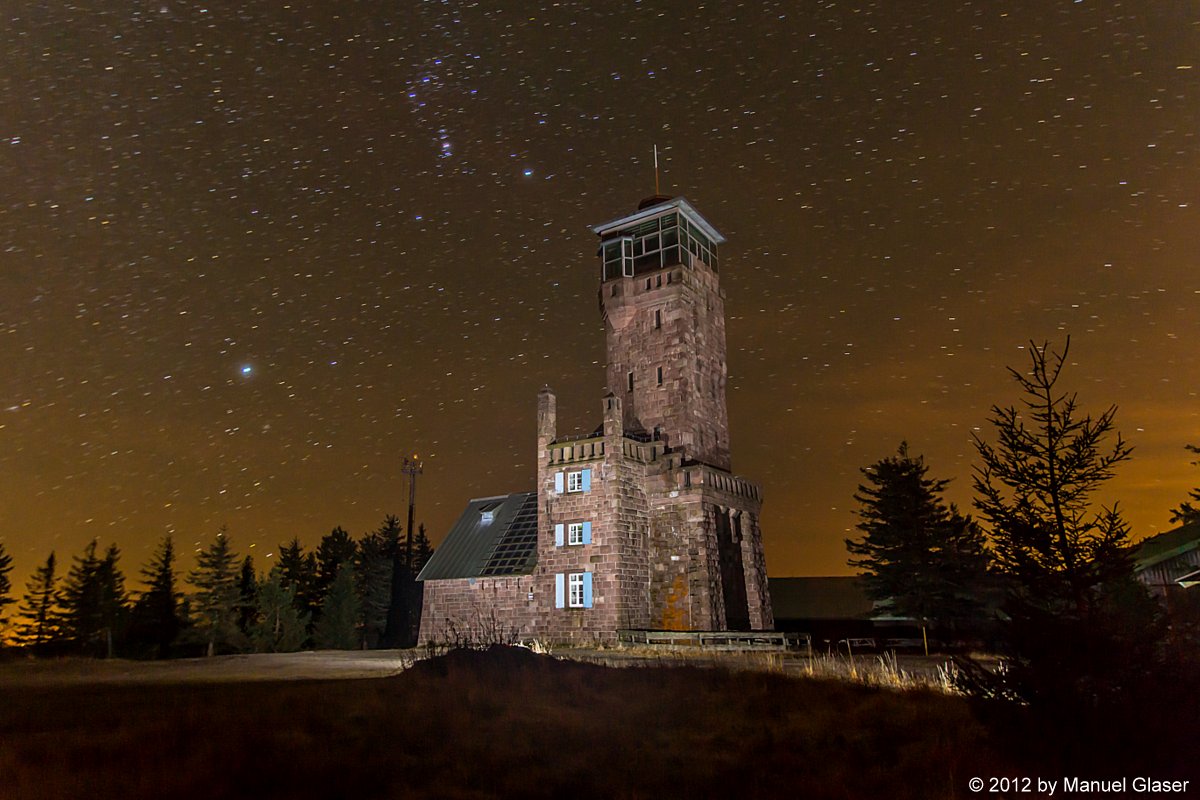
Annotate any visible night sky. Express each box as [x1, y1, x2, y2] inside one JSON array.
[[2, 2, 1198, 590]]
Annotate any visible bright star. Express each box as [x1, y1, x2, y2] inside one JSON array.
[[241, 365, 253, 376]]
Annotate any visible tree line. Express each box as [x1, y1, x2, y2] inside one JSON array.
[[0, 515, 433, 658], [845, 339, 1199, 763]]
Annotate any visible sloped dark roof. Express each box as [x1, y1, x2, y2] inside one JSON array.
[[768, 577, 875, 621], [1135, 521, 1200, 570], [1176, 568, 1200, 588], [417, 492, 538, 581]]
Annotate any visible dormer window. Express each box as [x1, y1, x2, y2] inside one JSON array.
[[478, 499, 503, 524]]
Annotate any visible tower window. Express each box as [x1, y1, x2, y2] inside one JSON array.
[[627, 371, 634, 392], [657, 366, 663, 386], [654, 309, 662, 329], [568, 572, 586, 607]]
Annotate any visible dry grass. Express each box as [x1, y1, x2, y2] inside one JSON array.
[[0, 646, 1014, 800]]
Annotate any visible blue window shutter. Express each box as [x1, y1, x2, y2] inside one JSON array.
[[583, 572, 593, 608], [582, 521, 592, 544], [555, 573, 565, 609], [554, 472, 564, 494], [581, 469, 592, 492], [554, 523, 564, 547]]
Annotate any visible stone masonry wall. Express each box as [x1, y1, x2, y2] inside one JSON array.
[[535, 394, 652, 644], [600, 258, 731, 471], [418, 576, 537, 645]]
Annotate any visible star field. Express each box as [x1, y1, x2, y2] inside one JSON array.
[[1, 1, 1197, 586]]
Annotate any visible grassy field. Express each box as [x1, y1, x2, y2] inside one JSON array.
[[0, 646, 1183, 799]]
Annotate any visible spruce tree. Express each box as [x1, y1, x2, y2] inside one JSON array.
[[0, 542, 13, 636], [277, 537, 318, 618], [413, 524, 433, 574], [188, 528, 245, 657], [96, 543, 128, 657], [1169, 444, 1200, 526], [964, 339, 1163, 751], [846, 444, 990, 648], [250, 567, 309, 653], [355, 520, 396, 648], [315, 526, 358, 602], [237, 555, 258, 635], [131, 536, 181, 658], [380, 514, 408, 648], [57, 541, 128, 657], [16, 552, 59, 648], [313, 565, 361, 650]]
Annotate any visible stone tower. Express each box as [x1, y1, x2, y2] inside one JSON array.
[[416, 195, 772, 646], [592, 196, 732, 470]]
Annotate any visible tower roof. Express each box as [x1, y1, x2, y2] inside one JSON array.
[[590, 196, 726, 244]]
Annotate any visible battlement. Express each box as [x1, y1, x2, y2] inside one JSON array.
[[678, 464, 763, 504], [546, 433, 669, 466]]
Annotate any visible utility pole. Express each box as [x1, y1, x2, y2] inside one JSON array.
[[402, 454, 422, 568], [383, 453, 423, 649]]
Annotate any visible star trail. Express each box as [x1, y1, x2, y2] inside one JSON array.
[[1, 1, 1197, 587]]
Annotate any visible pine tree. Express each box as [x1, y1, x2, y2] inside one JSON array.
[[0, 542, 13, 637], [188, 528, 245, 657], [381, 514, 409, 648], [963, 339, 1163, 747], [237, 555, 258, 634], [16, 552, 59, 648], [277, 537, 318, 618], [355, 520, 396, 649], [413, 524, 433, 574], [315, 526, 358, 608], [846, 444, 990, 648], [250, 567, 309, 653], [313, 565, 361, 650], [1169, 444, 1200, 526], [57, 541, 128, 657], [130, 536, 181, 658], [96, 543, 128, 657]]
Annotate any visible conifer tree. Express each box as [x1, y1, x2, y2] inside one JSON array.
[[380, 514, 409, 648], [131, 536, 181, 658], [355, 520, 396, 648], [237, 555, 258, 635], [846, 444, 990, 647], [188, 528, 245, 657], [16, 552, 59, 647], [413, 524, 433, 574], [250, 567, 309, 653], [1169, 444, 1200, 526], [57, 541, 128, 657], [963, 339, 1163, 745], [277, 537, 319, 618], [96, 543, 128, 657], [0, 542, 13, 636], [313, 565, 361, 650], [315, 526, 358, 602]]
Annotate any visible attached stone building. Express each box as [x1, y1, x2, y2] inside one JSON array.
[[417, 196, 773, 644]]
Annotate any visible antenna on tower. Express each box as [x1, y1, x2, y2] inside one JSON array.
[[653, 144, 660, 195]]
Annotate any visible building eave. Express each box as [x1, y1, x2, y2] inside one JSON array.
[[589, 196, 727, 244]]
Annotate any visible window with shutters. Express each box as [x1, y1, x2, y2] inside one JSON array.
[[567, 471, 583, 492], [568, 573, 586, 608], [568, 522, 585, 545]]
